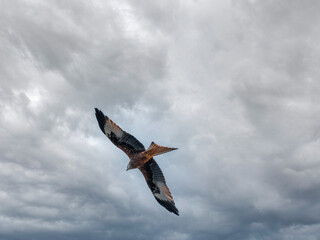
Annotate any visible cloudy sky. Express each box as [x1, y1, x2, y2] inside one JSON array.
[[1, 0, 320, 239]]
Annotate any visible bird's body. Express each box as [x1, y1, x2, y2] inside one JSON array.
[[127, 151, 150, 169], [95, 108, 179, 215]]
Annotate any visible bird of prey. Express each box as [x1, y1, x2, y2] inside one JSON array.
[[95, 108, 179, 215]]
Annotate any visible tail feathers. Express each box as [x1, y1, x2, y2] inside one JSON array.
[[144, 142, 177, 158]]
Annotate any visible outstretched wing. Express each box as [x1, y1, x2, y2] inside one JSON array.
[[95, 108, 145, 156], [139, 158, 179, 215]]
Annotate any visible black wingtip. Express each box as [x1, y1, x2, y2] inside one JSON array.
[[171, 206, 179, 216], [155, 198, 179, 216], [95, 108, 106, 133], [173, 208, 179, 216]]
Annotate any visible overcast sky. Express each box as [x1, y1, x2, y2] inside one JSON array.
[[1, 0, 320, 239]]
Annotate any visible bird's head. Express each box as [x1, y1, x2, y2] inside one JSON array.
[[126, 163, 134, 171]]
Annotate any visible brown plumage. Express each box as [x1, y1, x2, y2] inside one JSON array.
[[95, 108, 179, 215]]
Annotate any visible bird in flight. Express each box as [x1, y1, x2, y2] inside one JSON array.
[[95, 108, 179, 215]]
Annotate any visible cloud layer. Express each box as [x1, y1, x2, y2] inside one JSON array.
[[1, 0, 320, 239]]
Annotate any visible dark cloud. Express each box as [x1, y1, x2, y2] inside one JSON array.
[[1, 0, 320, 239]]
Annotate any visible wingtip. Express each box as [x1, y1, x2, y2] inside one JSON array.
[[170, 205, 179, 216], [172, 204, 179, 216], [95, 108, 105, 133], [155, 198, 179, 216], [173, 209, 179, 216]]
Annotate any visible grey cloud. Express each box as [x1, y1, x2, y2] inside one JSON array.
[[1, 0, 320, 240]]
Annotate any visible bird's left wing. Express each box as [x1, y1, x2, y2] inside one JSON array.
[[139, 158, 179, 215], [95, 108, 145, 155]]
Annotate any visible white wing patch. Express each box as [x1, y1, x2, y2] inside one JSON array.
[[104, 118, 124, 138], [154, 181, 173, 201]]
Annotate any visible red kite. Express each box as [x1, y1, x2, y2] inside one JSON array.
[[95, 108, 179, 215]]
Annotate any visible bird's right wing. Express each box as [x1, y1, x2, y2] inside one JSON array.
[[139, 158, 179, 215], [95, 108, 145, 155]]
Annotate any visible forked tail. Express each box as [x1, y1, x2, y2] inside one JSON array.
[[144, 142, 177, 158]]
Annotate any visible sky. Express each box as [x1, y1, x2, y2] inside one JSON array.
[[1, 0, 320, 239]]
